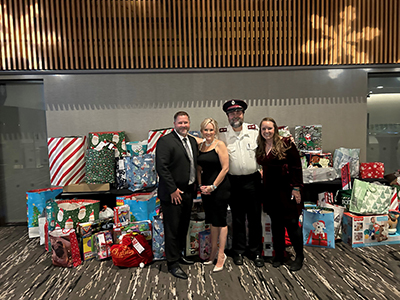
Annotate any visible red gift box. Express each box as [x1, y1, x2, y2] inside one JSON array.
[[360, 162, 385, 179]]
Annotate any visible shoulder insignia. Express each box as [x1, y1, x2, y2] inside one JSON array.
[[248, 124, 257, 130], [219, 128, 227, 132]]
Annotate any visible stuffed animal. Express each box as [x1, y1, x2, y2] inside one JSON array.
[[388, 213, 399, 234], [375, 223, 389, 242]]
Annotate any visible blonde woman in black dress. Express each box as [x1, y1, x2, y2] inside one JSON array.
[[194, 118, 230, 272]]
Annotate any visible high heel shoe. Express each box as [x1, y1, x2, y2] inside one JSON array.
[[213, 254, 227, 273], [203, 259, 215, 265]]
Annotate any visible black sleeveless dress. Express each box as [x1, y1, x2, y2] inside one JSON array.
[[197, 148, 230, 227]]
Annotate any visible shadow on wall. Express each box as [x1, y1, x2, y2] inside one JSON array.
[[45, 97, 365, 111]]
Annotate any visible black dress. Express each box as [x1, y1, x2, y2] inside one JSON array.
[[197, 148, 230, 227]]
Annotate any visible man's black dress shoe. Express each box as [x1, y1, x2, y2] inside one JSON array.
[[179, 256, 195, 265], [272, 257, 284, 268], [233, 254, 244, 265], [254, 255, 264, 267], [289, 255, 304, 272], [169, 266, 188, 279]]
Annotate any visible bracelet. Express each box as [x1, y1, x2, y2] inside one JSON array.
[[211, 185, 217, 191]]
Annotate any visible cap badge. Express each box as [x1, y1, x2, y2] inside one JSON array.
[[231, 100, 235, 105]]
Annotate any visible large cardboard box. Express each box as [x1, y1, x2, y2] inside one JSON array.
[[342, 212, 400, 247], [63, 183, 110, 193]]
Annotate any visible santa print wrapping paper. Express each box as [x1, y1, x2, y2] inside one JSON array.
[[85, 148, 115, 184], [47, 136, 87, 186], [360, 162, 385, 179], [295, 125, 322, 151], [53, 199, 100, 230], [147, 128, 173, 154], [88, 131, 127, 157]]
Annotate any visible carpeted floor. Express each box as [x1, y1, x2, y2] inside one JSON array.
[[1, 226, 400, 300]]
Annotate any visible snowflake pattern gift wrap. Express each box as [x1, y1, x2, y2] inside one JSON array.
[[360, 162, 385, 179], [124, 154, 157, 192], [26, 187, 63, 238], [295, 125, 322, 151], [88, 131, 127, 157]]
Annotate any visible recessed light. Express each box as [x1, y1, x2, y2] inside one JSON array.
[[377, 85, 383, 89]]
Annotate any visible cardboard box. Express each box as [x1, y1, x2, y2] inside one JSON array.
[[63, 183, 110, 193], [341, 212, 400, 247]]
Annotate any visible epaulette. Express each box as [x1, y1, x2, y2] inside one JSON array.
[[219, 127, 227, 133], [248, 124, 257, 130]]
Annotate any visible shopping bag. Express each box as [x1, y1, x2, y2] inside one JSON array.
[[303, 208, 335, 248], [49, 228, 82, 267], [110, 232, 153, 268], [333, 147, 360, 178], [55, 199, 100, 229], [185, 220, 205, 256], [152, 215, 166, 260], [47, 136, 87, 186], [294, 125, 322, 152], [319, 202, 345, 240], [85, 148, 116, 184], [334, 189, 353, 211], [26, 187, 63, 238], [126, 140, 148, 156], [147, 128, 173, 154], [360, 162, 385, 179], [116, 190, 159, 222], [124, 154, 158, 192], [88, 131, 127, 157], [350, 179, 394, 215]]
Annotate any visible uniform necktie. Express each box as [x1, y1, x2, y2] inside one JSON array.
[[183, 137, 195, 185]]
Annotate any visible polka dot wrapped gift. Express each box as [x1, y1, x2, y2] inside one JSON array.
[[360, 162, 385, 179]]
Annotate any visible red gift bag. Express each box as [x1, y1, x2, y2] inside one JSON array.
[[49, 228, 82, 267], [111, 232, 153, 268], [360, 162, 385, 179]]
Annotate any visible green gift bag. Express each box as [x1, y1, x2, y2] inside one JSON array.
[[54, 199, 100, 229], [349, 179, 394, 215], [85, 148, 115, 184]]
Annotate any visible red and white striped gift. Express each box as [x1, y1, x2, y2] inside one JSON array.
[[147, 128, 173, 154], [48, 136, 87, 186]]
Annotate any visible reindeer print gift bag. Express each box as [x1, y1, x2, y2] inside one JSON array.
[[303, 208, 335, 249]]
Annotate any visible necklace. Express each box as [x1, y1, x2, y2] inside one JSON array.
[[205, 139, 215, 147]]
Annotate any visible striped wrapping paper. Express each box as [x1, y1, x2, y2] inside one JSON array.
[[147, 128, 173, 154], [48, 136, 87, 186]]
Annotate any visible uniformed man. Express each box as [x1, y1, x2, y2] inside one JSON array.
[[219, 99, 264, 268]]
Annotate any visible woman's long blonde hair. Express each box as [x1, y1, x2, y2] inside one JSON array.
[[256, 117, 291, 160]]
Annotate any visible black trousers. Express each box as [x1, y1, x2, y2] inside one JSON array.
[[228, 172, 262, 256], [270, 215, 304, 260], [161, 187, 193, 269]]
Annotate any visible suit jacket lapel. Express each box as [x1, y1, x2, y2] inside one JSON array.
[[172, 131, 190, 160]]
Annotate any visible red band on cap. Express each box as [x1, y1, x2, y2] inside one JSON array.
[[227, 105, 242, 110]]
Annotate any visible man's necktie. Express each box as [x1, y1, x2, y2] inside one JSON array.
[[183, 137, 196, 185]]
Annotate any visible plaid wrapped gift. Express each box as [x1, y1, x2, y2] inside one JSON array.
[[295, 125, 322, 151], [147, 128, 173, 154], [88, 131, 127, 157], [360, 162, 385, 179], [85, 148, 115, 184], [48, 136, 87, 186]]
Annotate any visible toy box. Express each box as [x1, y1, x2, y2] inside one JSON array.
[[199, 230, 211, 261], [341, 212, 400, 247], [261, 212, 273, 257]]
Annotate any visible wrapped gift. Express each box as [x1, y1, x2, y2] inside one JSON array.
[[152, 215, 166, 260], [115, 158, 128, 189], [114, 205, 130, 228], [54, 199, 99, 229], [278, 125, 292, 138], [294, 125, 322, 152], [124, 220, 152, 243], [303, 208, 335, 249], [49, 228, 82, 267], [47, 136, 87, 186], [88, 131, 127, 157], [116, 190, 159, 222], [92, 231, 113, 260], [124, 154, 157, 192], [360, 162, 385, 179], [85, 148, 115, 184], [333, 147, 360, 178], [199, 230, 211, 261], [126, 141, 148, 156], [302, 167, 337, 183], [306, 153, 333, 168], [185, 220, 205, 256], [147, 128, 173, 154], [26, 187, 63, 238]]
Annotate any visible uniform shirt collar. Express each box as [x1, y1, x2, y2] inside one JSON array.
[[227, 122, 249, 138]]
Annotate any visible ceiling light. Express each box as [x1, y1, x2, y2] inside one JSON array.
[[377, 86, 383, 89]]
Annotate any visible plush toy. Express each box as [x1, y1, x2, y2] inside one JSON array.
[[388, 213, 400, 235], [375, 223, 389, 242]]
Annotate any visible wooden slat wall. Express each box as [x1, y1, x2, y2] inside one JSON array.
[[0, 0, 399, 70]]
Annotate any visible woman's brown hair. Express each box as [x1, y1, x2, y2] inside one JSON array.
[[256, 117, 291, 160]]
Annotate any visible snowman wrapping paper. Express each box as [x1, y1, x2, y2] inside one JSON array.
[[88, 131, 127, 157], [52, 199, 100, 230]]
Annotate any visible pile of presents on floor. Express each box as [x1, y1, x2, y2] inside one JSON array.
[[26, 126, 400, 268]]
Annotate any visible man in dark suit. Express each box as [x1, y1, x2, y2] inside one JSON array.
[[155, 111, 198, 280]]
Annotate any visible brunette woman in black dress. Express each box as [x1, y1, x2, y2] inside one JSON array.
[[255, 117, 304, 271], [195, 118, 230, 272]]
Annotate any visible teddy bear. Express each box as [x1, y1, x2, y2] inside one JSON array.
[[388, 213, 399, 235]]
